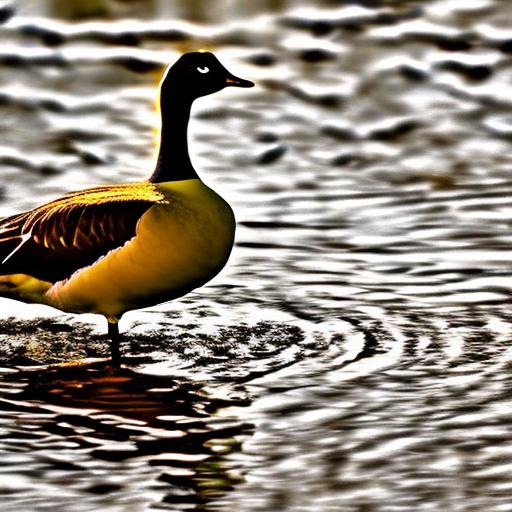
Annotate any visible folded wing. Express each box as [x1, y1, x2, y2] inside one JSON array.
[[0, 182, 167, 282]]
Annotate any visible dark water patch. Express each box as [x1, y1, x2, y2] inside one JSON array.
[[78, 149, 107, 165], [435, 60, 493, 82], [436, 37, 473, 52], [53, 128, 113, 143], [0, 154, 62, 176], [240, 220, 344, 230], [254, 131, 279, 143], [17, 23, 66, 46], [196, 106, 260, 120], [245, 52, 277, 67], [0, 50, 69, 68], [399, 62, 430, 81], [298, 48, 336, 63], [320, 124, 357, 141], [256, 144, 287, 165], [330, 152, 354, 166], [327, 116, 425, 143], [262, 78, 344, 108], [0, 89, 114, 118], [0, 317, 311, 383], [497, 39, 512, 53], [110, 55, 162, 73], [367, 118, 421, 141], [0, 2, 13, 24]]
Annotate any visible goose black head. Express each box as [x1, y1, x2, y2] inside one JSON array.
[[160, 51, 254, 102]]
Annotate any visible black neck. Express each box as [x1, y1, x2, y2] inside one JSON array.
[[150, 93, 198, 183]]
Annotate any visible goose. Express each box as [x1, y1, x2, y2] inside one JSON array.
[[0, 51, 254, 361]]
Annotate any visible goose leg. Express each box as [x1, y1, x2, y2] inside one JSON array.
[[107, 320, 121, 364]]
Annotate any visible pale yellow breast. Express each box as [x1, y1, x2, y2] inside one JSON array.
[[47, 179, 235, 318]]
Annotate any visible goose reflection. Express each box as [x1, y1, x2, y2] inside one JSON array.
[[2, 362, 253, 508]]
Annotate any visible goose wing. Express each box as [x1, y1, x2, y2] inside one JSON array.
[[0, 181, 167, 282]]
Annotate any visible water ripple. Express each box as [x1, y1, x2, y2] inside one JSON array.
[[1, 0, 512, 510]]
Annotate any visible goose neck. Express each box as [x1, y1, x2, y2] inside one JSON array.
[[151, 95, 198, 183]]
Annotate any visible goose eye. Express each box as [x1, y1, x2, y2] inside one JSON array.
[[197, 66, 209, 74]]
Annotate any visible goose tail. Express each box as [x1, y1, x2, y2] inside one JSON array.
[[0, 215, 52, 304], [0, 273, 53, 305]]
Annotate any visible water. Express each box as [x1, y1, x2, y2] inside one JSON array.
[[1, 0, 512, 510]]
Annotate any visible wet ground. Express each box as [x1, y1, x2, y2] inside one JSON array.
[[1, 0, 512, 510]]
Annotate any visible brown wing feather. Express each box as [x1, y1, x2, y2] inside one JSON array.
[[0, 181, 167, 282]]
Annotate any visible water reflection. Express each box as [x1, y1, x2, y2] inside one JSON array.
[[0, 361, 252, 510]]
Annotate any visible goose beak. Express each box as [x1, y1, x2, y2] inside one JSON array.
[[225, 74, 254, 88]]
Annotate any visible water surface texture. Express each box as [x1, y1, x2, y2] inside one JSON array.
[[1, 0, 512, 510]]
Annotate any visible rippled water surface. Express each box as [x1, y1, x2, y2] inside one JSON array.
[[2, 0, 512, 510]]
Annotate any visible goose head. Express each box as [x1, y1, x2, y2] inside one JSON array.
[[160, 51, 254, 102]]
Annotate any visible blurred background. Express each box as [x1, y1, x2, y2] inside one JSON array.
[[1, 0, 512, 511]]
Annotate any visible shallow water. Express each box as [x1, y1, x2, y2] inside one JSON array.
[[1, 0, 512, 510]]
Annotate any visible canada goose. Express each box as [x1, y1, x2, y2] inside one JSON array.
[[0, 51, 254, 361]]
